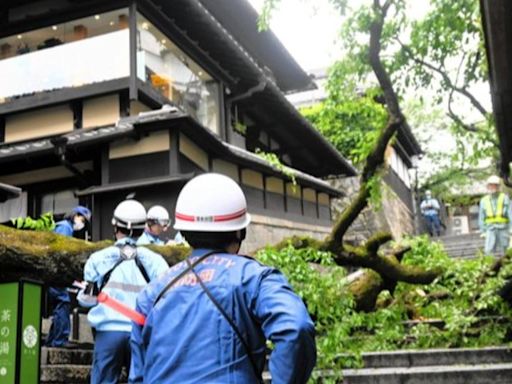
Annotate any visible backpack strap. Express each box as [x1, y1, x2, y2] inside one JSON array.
[[153, 250, 220, 305], [134, 255, 150, 284], [99, 257, 125, 292], [99, 244, 149, 291]]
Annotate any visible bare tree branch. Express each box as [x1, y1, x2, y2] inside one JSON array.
[[336, 245, 440, 284], [447, 89, 499, 147], [398, 41, 489, 118], [326, 0, 404, 248], [277, 0, 442, 311], [420, 165, 492, 191]]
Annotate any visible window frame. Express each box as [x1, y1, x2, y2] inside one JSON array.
[[0, 2, 227, 135], [133, 8, 223, 135]]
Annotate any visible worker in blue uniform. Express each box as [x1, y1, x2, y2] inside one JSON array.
[[46, 205, 91, 348], [137, 205, 170, 246], [420, 190, 442, 237], [78, 199, 168, 384], [129, 173, 316, 384], [53, 205, 91, 237]]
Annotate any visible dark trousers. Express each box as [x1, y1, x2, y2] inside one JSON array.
[[91, 330, 131, 384], [425, 214, 442, 236], [46, 287, 70, 347]]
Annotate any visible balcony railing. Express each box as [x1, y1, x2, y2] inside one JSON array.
[[0, 30, 130, 103]]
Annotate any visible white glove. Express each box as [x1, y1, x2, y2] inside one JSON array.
[[74, 281, 98, 308], [77, 290, 98, 308]]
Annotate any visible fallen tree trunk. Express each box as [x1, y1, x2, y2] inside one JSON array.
[[0, 223, 435, 311], [309, 0, 442, 310], [0, 225, 190, 285]]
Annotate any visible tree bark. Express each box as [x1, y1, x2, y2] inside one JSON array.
[[0, 225, 189, 285], [320, 0, 442, 310]]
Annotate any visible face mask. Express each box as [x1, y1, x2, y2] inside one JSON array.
[[73, 217, 85, 231]]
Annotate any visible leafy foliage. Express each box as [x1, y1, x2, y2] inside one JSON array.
[[255, 148, 297, 186], [10, 212, 56, 232], [259, 0, 496, 198], [257, 237, 512, 377], [301, 86, 387, 167]]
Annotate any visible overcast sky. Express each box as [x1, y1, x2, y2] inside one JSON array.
[[247, 0, 432, 72], [247, 0, 343, 71]]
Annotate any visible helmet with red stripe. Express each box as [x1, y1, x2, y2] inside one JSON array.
[[174, 173, 251, 232]]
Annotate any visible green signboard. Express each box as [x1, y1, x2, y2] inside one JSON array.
[[0, 280, 42, 384], [0, 283, 19, 384], [19, 282, 42, 383]]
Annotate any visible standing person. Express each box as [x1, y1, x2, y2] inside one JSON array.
[[46, 205, 91, 348], [420, 190, 442, 237], [129, 173, 316, 384], [479, 175, 512, 256], [78, 199, 168, 384], [137, 205, 170, 246]]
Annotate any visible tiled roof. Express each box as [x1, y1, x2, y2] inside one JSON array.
[[0, 108, 343, 196]]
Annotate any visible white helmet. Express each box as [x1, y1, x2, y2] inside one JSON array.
[[147, 205, 170, 227], [487, 175, 501, 185], [174, 173, 251, 232], [111, 199, 147, 229]]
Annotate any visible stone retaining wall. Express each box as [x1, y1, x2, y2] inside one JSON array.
[[242, 214, 331, 253], [332, 177, 414, 243]]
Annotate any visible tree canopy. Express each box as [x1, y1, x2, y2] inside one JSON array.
[[264, 0, 496, 196]]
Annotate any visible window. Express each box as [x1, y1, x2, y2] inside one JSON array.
[[389, 147, 411, 188], [136, 13, 220, 134], [0, 9, 130, 104], [40, 190, 78, 216], [0, 192, 27, 222]]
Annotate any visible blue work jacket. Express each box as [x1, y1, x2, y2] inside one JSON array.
[[54, 219, 73, 237], [137, 230, 164, 246], [129, 249, 316, 384], [78, 237, 169, 332]]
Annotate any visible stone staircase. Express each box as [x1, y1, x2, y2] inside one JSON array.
[[41, 313, 95, 384], [40, 341, 512, 383], [340, 346, 512, 383], [40, 294, 512, 383], [41, 346, 94, 384], [438, 233, 485, 259]]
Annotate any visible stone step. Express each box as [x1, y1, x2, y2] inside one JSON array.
[[439, 233, 481, 242], [444, 249, 483, 254], [42, 363, 512, 384], [40, 364, 90, 383], [41, 347, 93, 365], [437, 237, 485, 258], [441, 240, 483, 247], [441, 243, 484, 249], [442, 247, 481, 254], [341, 362, 512, 383], [438, 238, 483, 246], [41, 365, 128, 384], [43, 345, 512, 369], [42, 313, 94, 344], [439, 238, 483, 244], [355, 346, 512, 368], [40, 346, 512, 383]]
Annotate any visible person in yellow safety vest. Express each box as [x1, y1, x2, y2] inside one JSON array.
[[478, 175, 512, 255]]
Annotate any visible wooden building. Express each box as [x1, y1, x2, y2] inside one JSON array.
[[0, 0, 356, 249], [480, 0, 512, 182]]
